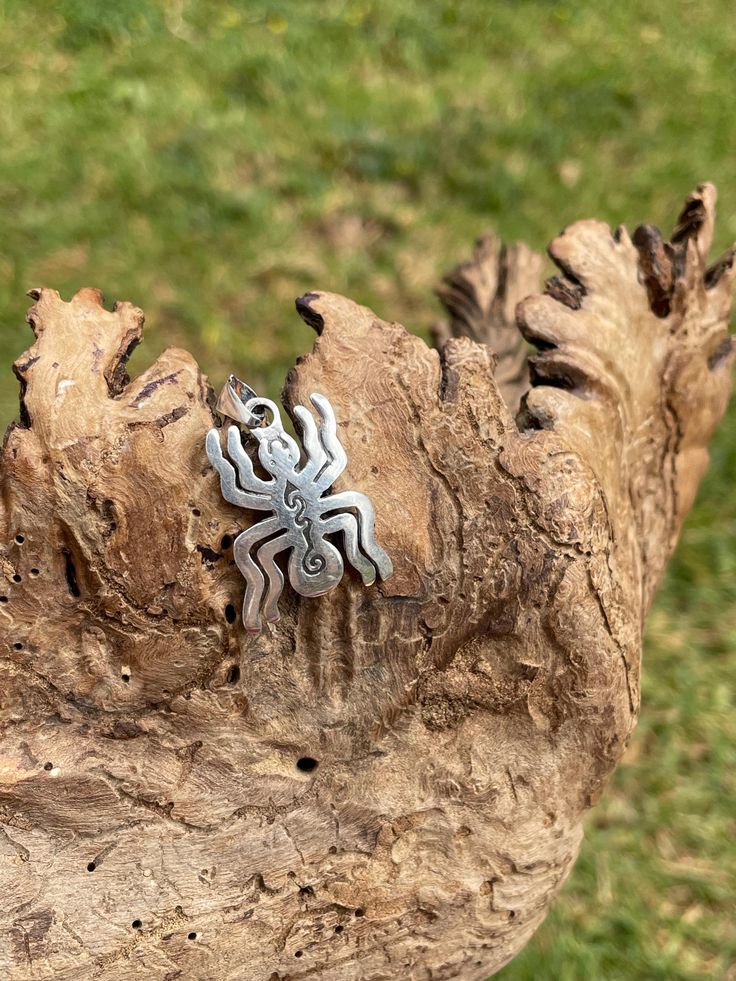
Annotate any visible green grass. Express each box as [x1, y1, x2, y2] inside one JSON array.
[[0, 1, 734, 977]]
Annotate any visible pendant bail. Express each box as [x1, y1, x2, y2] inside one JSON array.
[[216, 374, 266, 429]]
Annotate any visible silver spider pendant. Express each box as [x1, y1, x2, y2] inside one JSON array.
[[206, 376, 393, 633]]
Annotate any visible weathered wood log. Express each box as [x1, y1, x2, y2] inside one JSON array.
[[0, 185, 732, 980]]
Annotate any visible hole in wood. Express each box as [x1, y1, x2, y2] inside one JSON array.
[[221, 534, 233, 550], [354, 908, 364, 917], [132, 919, 142, 929], [0, 596, 7, 604], [87, 862, 96, 872], [226, 664, 240, 684], [334, 925, 344, 934], [191, 508, 201, 517], [12, 574, 21, 583], [121, 673, 131, 683], [296, 757, 318, 773], [43, 762, 53, 771], [187, 932, 197, 941], [30, 568, 40, 577], [13, 642, 24, 651], [14, 534, 24, 544], [294, 950, 303, 958], [225, 603, 236, 624], [64, 550, 80, 598]]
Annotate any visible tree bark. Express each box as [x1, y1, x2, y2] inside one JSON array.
[[0, 185, 732, 980]]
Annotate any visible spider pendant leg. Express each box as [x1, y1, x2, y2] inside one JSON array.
[[320, 512, 377, 586], [233, 515, 283, 632], [293, 404, 328, 482], [319, 491, 393, 581], [206, 428, 272, 511], [309, 394, 348, 493], [254, 530, 294, 624], [226, 425, 273, 495]]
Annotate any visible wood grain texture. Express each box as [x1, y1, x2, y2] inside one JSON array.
[[0, 185, 732, 980]]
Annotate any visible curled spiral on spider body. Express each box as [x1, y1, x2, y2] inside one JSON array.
[[303, 549, 327, 574]]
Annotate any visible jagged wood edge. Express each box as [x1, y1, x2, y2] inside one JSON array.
[[433, 234, 545, 417]]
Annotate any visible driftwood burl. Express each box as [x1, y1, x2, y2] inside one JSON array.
[[0, 185, 733, 980]]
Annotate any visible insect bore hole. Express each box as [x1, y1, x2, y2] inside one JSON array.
[[225, 603, 236, 624], [87, 862, 96, 872], [132, 919, 142, 930], [12, 574, 21, 583], [226, 664, 240, 684], [14, 534, 25, 545], [296, 756, 318, 774], [221, 534, 233, 550], [187, 932, 197, 941], [121, 673, 131, 683]]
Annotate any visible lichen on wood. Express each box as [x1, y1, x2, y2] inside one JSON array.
[[0, 185, 733, 980]]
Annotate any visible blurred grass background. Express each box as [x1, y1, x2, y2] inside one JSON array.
[[0, 1, 734, 977]]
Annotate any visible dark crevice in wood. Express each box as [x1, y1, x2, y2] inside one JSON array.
[[671, 195, 707, 244], [705, 248, 736, 289], [544, 275, 584, 310], [63, 549, 80, 598], [632, 223, 674, 317], [708, 336, 733, 370], [295, 293, 325, 334]]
